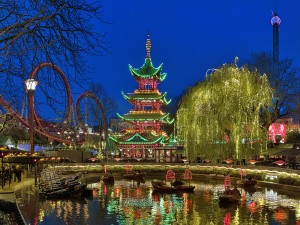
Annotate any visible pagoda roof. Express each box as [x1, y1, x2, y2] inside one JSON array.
[[164, 133, 180, 146], [117, 112, 174, 124], [108, 132, 164, 145], [121, 91, 171, 105], [129, 58, 167, 82]]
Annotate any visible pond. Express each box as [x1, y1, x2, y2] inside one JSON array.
[[15, 176, 300, 225]]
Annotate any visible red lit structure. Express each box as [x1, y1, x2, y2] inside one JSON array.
[[268, 117, 293, 143], [109, 34, 179, 162]]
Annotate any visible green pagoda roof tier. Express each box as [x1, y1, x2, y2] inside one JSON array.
[[117, 112, 174, 124], [164, 133, 179, 146], [121, 91, 172, 105], [129, 58, 167, 82], [108, 132, 165, 145]]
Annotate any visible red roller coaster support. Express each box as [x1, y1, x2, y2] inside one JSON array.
[[0, 63, 108, 146], [75, 91, 108, 140]]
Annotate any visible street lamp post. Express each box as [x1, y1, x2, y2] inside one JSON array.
[[101, 132, 107, 162], [25, 78, 38, 154]]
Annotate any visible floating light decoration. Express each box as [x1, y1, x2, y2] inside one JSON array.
[[248, 159, 257, 165], [275, 160, 285, 166], [225, 159, 234, 164]]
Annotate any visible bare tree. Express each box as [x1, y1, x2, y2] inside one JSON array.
[[88, 82, 118, 121], [248, 52, 300, 128], [0, 0, 108, 101], [0, 0, 108, 134], [74, 83, 117, 151], [0, 113, 14, 133]]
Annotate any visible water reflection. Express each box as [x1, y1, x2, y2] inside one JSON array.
[[16, 177, 300, 225]]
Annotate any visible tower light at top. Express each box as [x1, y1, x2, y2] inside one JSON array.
[[271, 11, 281, 26]]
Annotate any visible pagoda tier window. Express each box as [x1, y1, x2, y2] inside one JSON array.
[[140, 79, 158, 90], [144, 84, 152, 90], [144, 105, 152, 111]]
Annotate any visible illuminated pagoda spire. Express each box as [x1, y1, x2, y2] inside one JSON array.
[[146, 33, 151, 59], [129, 33, 167, 83], [108, 34, 174, 161]]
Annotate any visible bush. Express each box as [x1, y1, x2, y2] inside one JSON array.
[[286, 130, 300, 143]]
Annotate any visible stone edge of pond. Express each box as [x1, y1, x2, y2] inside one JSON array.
[[0, 179, 33, 225]]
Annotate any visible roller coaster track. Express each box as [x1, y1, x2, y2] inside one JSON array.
[[0, 63, 107, 145], [76, 91, 108, 140]]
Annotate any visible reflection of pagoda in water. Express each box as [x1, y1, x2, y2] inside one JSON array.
[[109, 35, 183, 162], [97, 181, 192, 224]]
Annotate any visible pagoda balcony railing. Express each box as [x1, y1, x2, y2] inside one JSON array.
[[129, 110, 163, 115], [133, 89, 161, 94], [126, 128, 167, 136]]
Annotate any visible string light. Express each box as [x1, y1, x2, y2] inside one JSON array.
[[177, 60, 272, 160]]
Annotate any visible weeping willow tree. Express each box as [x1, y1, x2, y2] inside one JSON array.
[[177, 60, 273, 162]]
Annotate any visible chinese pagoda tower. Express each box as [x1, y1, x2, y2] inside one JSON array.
[[109, 34, 174, 161]]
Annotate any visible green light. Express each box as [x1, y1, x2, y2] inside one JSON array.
[[177, 61, 272, 161], [126, 133, 148, 142], [112, 36, 174, 149], [129, 59, 165, 81]]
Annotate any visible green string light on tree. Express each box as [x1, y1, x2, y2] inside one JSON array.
[[177, 59, 273, 162]]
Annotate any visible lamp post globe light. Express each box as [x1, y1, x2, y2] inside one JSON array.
[[25, 78, 38, 154]]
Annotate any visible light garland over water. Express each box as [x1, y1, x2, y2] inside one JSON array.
[[177, 59, 273, 161]]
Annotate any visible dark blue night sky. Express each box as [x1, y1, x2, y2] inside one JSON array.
[[87, 1, 300, 114]]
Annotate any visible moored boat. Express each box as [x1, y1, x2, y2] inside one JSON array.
[[151, 180, 195, 193], [152, 181, 177, 193], [152, 168, 195, 193], [123, 171, 146, 180], [45, 183, 88, 198], [171, 179, 185, 187], [40, 167, 88, 198]]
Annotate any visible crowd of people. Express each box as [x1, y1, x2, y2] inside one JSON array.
[[2, 164, 22, 184]]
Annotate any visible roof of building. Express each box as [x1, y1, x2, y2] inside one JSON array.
[[117, 112, 174, 124], [129, 58, 167, 82], [128, 34, 167, 82], [164, 133, 181, 146], [121, 91, 171, 105], [109, 132, 165, 145]]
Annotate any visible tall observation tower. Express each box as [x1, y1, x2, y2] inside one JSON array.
[[271, 10, 281, 66]]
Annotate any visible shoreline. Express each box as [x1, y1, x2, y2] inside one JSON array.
[[1, 164, 299, 225]]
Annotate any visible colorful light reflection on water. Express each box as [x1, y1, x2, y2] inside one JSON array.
[[15, 177, 300, 225]]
